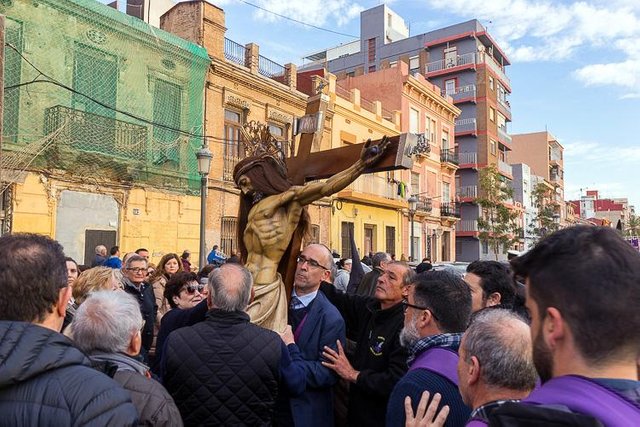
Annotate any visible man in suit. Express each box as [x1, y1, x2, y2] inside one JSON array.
[[277, 244, 346, 426]]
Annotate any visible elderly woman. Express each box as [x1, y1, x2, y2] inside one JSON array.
[[153, 272, 206, 374], [72, 266, 123, 305], [149, 253, 183, 322]]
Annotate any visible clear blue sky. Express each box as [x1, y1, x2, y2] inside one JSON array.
[[111, 0, 640, 209]]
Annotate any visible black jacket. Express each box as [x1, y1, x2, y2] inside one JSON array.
[[163, 310, 283, 426], [123, 279, 157, 355], [0, 321, 138, 426], [320, 282, 408, 427]]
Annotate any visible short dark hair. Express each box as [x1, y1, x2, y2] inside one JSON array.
[[466, 261, 517, 307], [135, 248, 148, 254], [0, 233, 67, 322], [412, 270, 471, 333], [164, 272, 198, 309], [65, 257, 78, 268], [512, 226, 640, 364], [109, 245, 119, 256], [372, 252, 390, 268]]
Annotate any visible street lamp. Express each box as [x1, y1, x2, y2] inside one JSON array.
[[196, 146, 213, 270], [408, 196, 418, 262]]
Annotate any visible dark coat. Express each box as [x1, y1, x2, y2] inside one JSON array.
[[123, 279, 157, 355], [0, 321, 138, 426], [91, 352, 183, 427], [348, 267, 383, 297], [277, 292, 346, 427], [163, 310, 284, 426], [320, 282, 408, 427]]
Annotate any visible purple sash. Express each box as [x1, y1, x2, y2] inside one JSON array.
[[525, 375, 640, 426], [408, 347, 459, 386], [465, 419, 487, 427]]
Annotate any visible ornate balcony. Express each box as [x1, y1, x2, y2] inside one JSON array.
[[440, 202, 461, 218], [416, 196, 433, 213], [440, 148, 459, 165]]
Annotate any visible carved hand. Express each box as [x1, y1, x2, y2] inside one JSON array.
[[360, 136, 391, 167]]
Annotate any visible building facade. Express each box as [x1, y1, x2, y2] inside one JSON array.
[[510, 131, 565, 226], [569, 190, 632, 228], [333, 63, 461, 261], [1, 0, 208, 265], [303, 4, 514, 261]]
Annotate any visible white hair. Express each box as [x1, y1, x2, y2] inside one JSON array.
[[72, 290, 142, 354]]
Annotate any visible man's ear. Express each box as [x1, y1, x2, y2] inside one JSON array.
[[486, 292, 502, 307], [468, 356, 481, 385], [57, 285, 72, 317], [127, 330, 142, 356], [544, 307, 565, 349]]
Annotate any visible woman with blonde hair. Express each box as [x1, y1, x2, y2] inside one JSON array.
[[72, 266, 123, 305]]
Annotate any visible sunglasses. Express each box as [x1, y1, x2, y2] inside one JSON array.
[[183, 284, 205, 295]]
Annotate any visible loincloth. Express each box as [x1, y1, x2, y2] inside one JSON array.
[[246, 273, 288, 333]]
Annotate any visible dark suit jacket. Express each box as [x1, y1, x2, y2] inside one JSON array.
[[284, 291, 346, 427]]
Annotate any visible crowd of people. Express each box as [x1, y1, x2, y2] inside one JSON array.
[[0, 225, 638, 426]]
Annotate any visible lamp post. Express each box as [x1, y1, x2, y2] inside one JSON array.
[[196, 146, 213, 270], [408, 196, 418, 262]]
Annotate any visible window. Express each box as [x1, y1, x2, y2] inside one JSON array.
[[442, 130, 450, 150], [425, 117, 436, 142], [4, 19, 23, 143], [490, 139, 497, 155], [489, 76, 494, 90], [482, 240, 489, 255], [73, 44, 118, 119], [368, 38, 376, 62], [385, 226, 396, 257], [489, 107, 496, 122], [409, 107, 420, 134], [223, 110, 244, 181], [411, 172, 420, 195], [221, 216, 238, 257], [444, 79, 456, 96], [409, 55, 419, 72], [346, 71, 355, 77], [497, 112, 506, 129], [153, 79, 182, 164], [306, 225, 320, 246], [341, 222, 354, 258], [368, 65, 376, 73], [442, 182, 451, 202], [268, 122, 288, 157], [389, 61, 398, 68], [387, 13, 392, 27], [444, 46, 457, 68]]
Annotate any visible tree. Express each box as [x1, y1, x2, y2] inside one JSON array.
[[476, 165, 522, 260], [529, 182, 560, 243], [626, 214, 640, 237]]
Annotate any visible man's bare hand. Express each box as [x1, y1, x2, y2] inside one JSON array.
[[360, 136, 390, 167], [280, 325, 295, 345], [405, 391, 449, 427], [321, 340, 360, 383]]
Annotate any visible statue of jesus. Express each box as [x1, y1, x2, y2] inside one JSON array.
[[233, 124, 389, 332]]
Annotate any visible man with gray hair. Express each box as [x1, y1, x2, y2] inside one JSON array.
[[92, 244, 108, 267], [72, 291, 182, 426], [458, 308, 537, 425], [162, 263, 305, 426], [349, 251, 391, 296]]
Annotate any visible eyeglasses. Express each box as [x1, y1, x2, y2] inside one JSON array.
[[401, 299, 439, 320], [182, 284, 205, 295], [296, 255, 329, 271], [126, 267, 148, 275]]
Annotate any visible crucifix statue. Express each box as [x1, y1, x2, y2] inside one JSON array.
[[234, 91, 415, 332]]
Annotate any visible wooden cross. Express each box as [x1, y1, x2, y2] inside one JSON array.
[[279, 92, 415, 297]]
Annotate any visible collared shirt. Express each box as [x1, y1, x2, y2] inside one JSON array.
[[290, 290, 318, 309], [470, 399, 520, 422], [407, 332, 463, 365]]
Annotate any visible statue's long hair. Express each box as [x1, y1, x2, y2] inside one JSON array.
[[234, 157, 310, 275]]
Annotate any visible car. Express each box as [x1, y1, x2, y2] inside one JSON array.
[[430, 262, 470, 278]]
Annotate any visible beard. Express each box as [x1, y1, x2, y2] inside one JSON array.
[[400, 315, 420, 348], [532, 326, 554, 384]]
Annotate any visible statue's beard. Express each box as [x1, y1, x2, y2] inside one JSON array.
[[245, 190, 265, 205]]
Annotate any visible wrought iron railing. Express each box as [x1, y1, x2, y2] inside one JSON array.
[[258, 55, 285, 79], [223, 154, 241, 182], [457, 185, 478, 199], [440, 202, 461, 218], [416, 196, 433, 213], [440, 148, 459, 165], [224, 38, 247, 67], [456, 219, 478, 232], [45, 105, 148, 160]]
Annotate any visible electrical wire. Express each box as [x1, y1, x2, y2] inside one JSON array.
[[3, 43, 295, 146], [236, 0, 359, 39]]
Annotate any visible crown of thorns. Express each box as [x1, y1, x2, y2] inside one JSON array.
[[236, 121, 288, 178]]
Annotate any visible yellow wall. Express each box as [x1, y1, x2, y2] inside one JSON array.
[[11, 173, 202, 266], [330, 201, 403, 258]]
